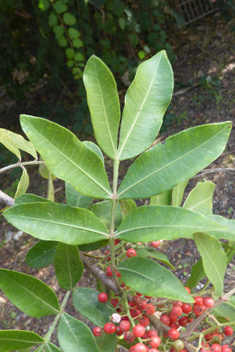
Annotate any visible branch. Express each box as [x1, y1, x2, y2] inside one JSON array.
[[79, 253, 120, 295], [0, 190, 15, 207], [0, 160, 45, 174]]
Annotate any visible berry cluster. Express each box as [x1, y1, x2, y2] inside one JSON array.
[[93, 288, 234, 352]]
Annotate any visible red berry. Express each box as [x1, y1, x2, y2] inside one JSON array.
[[224, 326, 233, 336], [160, 315, 170, 326], [210, 344, 221, 352], [106, 266, 112, 277], [171, 306, 183, 317], [193, 304, 206, 316], [182, 303, 192, 314], [105, 250, 110, 260], [116, 325, 123, 336], [203, 296, 214, 308], [139, 315, 150, 327], [168, 328, 179, 340], [124, 331, 135, 343], [127, 248, 137, 257], [132, 324, 145, 337], [149, 335, 161, 348], [179, 316, 188, 327], [151, 241, 161, 248], [131, 308, 142, 320], [129, 347, 135, 352], [93, 326, 103, 337], [119, 320, 131, 332], [169, 314, 178, 323], [132, 295, 142, 306], [137, 300, 147, 310], [98, 292, 108, 303], [116, 270, 121, 277], [173, 301, 182, 307], [144, 303, 155, 315], [114, 239, 120, 245], [148, 349, 160, 352], [110, 298, 119, 307], [184, 287, 191, 294], [103, 322, 116, 334], [221, 345, 232, 352], [147, 329, 158, 338], [194, 296, 203, 305], [133, 343, 148, 352]]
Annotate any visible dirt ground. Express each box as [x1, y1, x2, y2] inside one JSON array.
[[0, 13, 235, 351]]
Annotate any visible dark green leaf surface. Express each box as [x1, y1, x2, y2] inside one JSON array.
[[95, 333, 117, 352], [73, 287, 114, 326], [88, 200, 122, 230], [117, 257, 194, 302], [4, 202, 109, 245], [58, 313, 99, 352], [83, 55, 120, 159], [118, 51, 173, 160], [20, 115, 112, 199], [54, 244, 83, 289], [65, 182, 93, 208], [183, 181, 215, 214], [0, 269, 60, 317], [0, 330, 44, 352], [194, 233, 227, 296], [78, 239, 108, 251], [115, 206, 225, 243], [186, 258, 206, 289], [117, 122, 232, 199], [26, 240, 58, 268], [135, 247, 175, 270]]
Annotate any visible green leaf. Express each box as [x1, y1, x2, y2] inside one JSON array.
[[0, 269, 60, 317], [3, 202, 109, 245], [14, 168, 29, 198], [83, 55, 120, 159], [72, 288, 114, 326], [54, 244, 83, 289], [183, 181, 215, 214], [135, 247, 175, 270], [65, 48, 75, 59], [150, 190, 172, 206], [68, 27, 80, 39], [206, 214, 235, 240], [95, 333, 117, 352], [117, 51, 173, 160], [116, 257, 194, 303], [58, 313, 99, 352], [119, 199, 137, 221], [26, 240, 58, 268], [117, 122, 232, 199], [58, 36, 67, 47], [38, 0, 50, 11], [49, 13, 57, 27], [226, 240, 235, 263], [53, 25, 64, 39], [54, 1, 68, 14], [63, 13, 76, 25], [88, 200, 122, 230], [83, 141, 104, 163], [172, 179, 188, 207], [39, 158, 56, 180], [45, 343, 62, 352], [73, 38, 83, 48], [118, 17, 125, 30], [65, 182, 93, 208], [14, 194, 50, 205], [20, 115, 112, 199], [115, 206, 225, 243], [212, 295, 235, 322], [74, 53, 84, 61], [186, 258, 206, 289], [0, 129, 37, 160], [78, 239, 108, 251], [0, 330, 44, 352], [194, 233, 227, 297]]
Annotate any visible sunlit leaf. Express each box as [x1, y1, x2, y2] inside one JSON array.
[[183, 181, 215, 214], [14, 168, 29, 198], [171, 179, 188, 207]]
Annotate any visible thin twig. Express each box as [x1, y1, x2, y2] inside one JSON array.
[[0, 160, 45, 174]]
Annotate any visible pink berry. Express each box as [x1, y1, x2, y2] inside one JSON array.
[[98, 292, 108, 303], [103, 322, 116, 334], [126, 248, 137, 257], [93, 326, 102, 337]]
